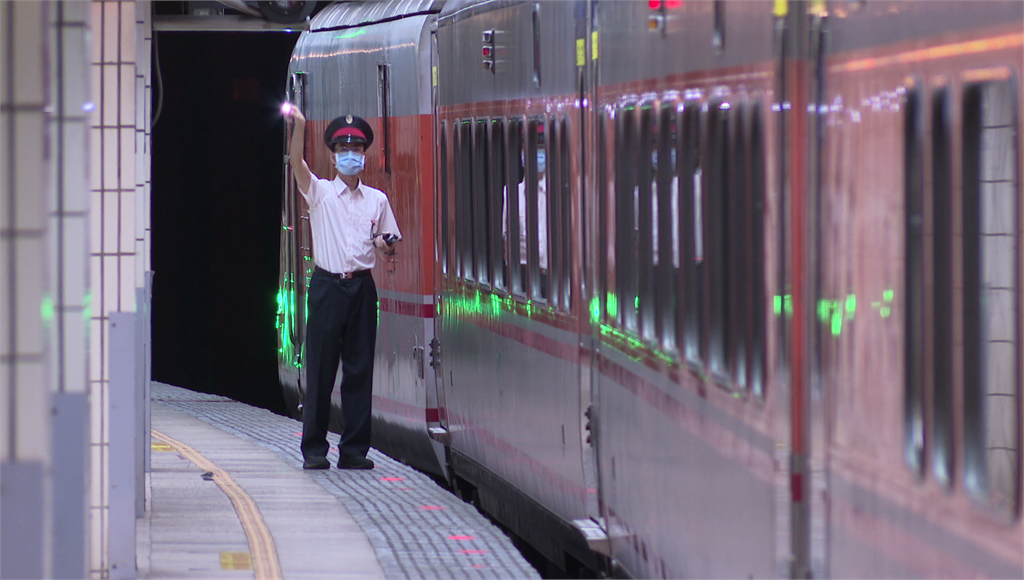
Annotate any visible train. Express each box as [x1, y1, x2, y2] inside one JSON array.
[[275, 1, 1024, 577]]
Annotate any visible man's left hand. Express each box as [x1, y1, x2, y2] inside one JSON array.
[[374, 235, 398, 254]]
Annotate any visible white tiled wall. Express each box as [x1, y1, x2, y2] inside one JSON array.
[[1, 1, 150, 576], [2, 1, 96, 576], [87, 1, 151, 576], [1, 0, 50, 467]]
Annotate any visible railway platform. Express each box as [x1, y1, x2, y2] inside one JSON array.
[[140, 383, 540, 579]]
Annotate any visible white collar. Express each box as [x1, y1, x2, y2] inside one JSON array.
[[333, 176, 362, 197]]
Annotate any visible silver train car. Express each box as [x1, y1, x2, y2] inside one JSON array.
[[279, 1, 1024, 577]]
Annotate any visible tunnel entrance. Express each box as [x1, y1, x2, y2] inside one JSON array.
[[151, 30, 297, 415]]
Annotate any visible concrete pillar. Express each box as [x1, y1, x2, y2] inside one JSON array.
[[1, 2, 54, 577], [88, 2, 151, 575], [1, 2, 152, 576]]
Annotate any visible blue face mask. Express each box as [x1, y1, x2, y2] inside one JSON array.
[[335, 151, 365, 176], [536, 149, 546, 174]]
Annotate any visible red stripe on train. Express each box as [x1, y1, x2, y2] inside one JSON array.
[[378, 296, 434, 318], [372, 394, 443, 424]]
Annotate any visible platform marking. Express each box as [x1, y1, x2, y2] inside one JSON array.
[[220, 552, 252, 570], [152, 429, 282, 580]]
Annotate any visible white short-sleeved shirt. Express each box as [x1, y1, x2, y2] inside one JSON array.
[[299, 175, 402, 274], [501, 178, 548, 269]]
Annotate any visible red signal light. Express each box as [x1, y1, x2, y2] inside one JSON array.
[[482, 46, 493, 58], [648, 0, 661, 9]]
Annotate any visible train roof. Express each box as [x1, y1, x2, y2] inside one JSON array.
[[438, 0, 526, 24], [309, 0, 445, 32]]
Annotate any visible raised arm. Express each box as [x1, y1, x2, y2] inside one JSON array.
[[285, 105, 313, 194]]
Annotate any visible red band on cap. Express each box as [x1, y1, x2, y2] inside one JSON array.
[[331, 127, 366, 141]]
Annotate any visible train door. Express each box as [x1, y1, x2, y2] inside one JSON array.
[[282, 71, 312, 374], [775, 2, 828, 577], [805, 4, 830, 578], [428, 29, 451, 450], [579, 0, 602, 528]]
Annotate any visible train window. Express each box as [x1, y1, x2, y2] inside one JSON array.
[[457, 119, 474, 281], [904, 82, 925, 475], [474, 119, 491, 287], [748, 102, 766, 398], [962, 79, 1019, 513], [656, 102, 680, 351], [557, 116, 572, 311], [705, 99, 729, 378], [440, 121, 450, 276], [377, 64, 391, 174], [506, 117, 526, 298], [931, 86, 954, 486], [726, 99, 750, 388], [542, 116, 572, 312], [526, 117, 548, 302], [637, 104, 656, 342], [531, 3, 541, 89], [546, 117, 562, 309], [490, 119, 507, 292], [615, 105, 639, 332], [599, 110, 613, 325], [679, 102, 702, 364], [712, 0, 725, 54]]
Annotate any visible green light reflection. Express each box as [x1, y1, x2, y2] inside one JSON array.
[[41, 295, 54, 323], [589, 296, 601, 323], [334, 29, 367, 39], [607, 293, 618, 319]]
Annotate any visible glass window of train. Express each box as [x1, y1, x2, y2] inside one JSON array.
[[679, 102, 702, 364], [377, 64, 391, 174], [598, 110, 612, 325], [961, 79, 1019, 513], [474, 119, 491, 288], [616, 105, 639, 332], [903, 83, 926, 476], [440, 121, 450, 276], [705, 100, 729, 378], [458, 119, 474, 281], [638, 104, 657, 342], [657, 102, 680, 351], [931, 86, 954, 486], [545, 116, 562, 310], [748, 101, 767, 399], [558, 116, 572, 312], [526, 117, 548, 302], [453, 120, 464, 280], [725, 99, 749, 388], [490, 119, 507, 293], [452, 120, 461, 279], [506, 117, 526, 298]]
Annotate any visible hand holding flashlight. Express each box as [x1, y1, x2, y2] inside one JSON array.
[[282, 102, 305, 125]]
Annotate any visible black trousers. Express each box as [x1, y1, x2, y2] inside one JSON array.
[[301, 267, 377, 461]]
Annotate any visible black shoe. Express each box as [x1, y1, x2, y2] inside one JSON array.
[[303, 457, 330, 470], [337, 455, 374, 470]]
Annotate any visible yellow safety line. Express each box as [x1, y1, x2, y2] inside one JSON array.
[[152, 429, 282, 580]]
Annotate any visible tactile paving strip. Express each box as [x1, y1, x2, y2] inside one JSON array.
[[152, 383, 540, 580]]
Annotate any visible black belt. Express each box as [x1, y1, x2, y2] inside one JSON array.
[[314, 265, 371, 280]]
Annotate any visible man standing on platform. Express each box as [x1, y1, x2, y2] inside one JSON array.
[[284, 105, 401, 470]]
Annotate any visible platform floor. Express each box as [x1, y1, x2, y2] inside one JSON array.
[[140, 383, 541, 579]]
